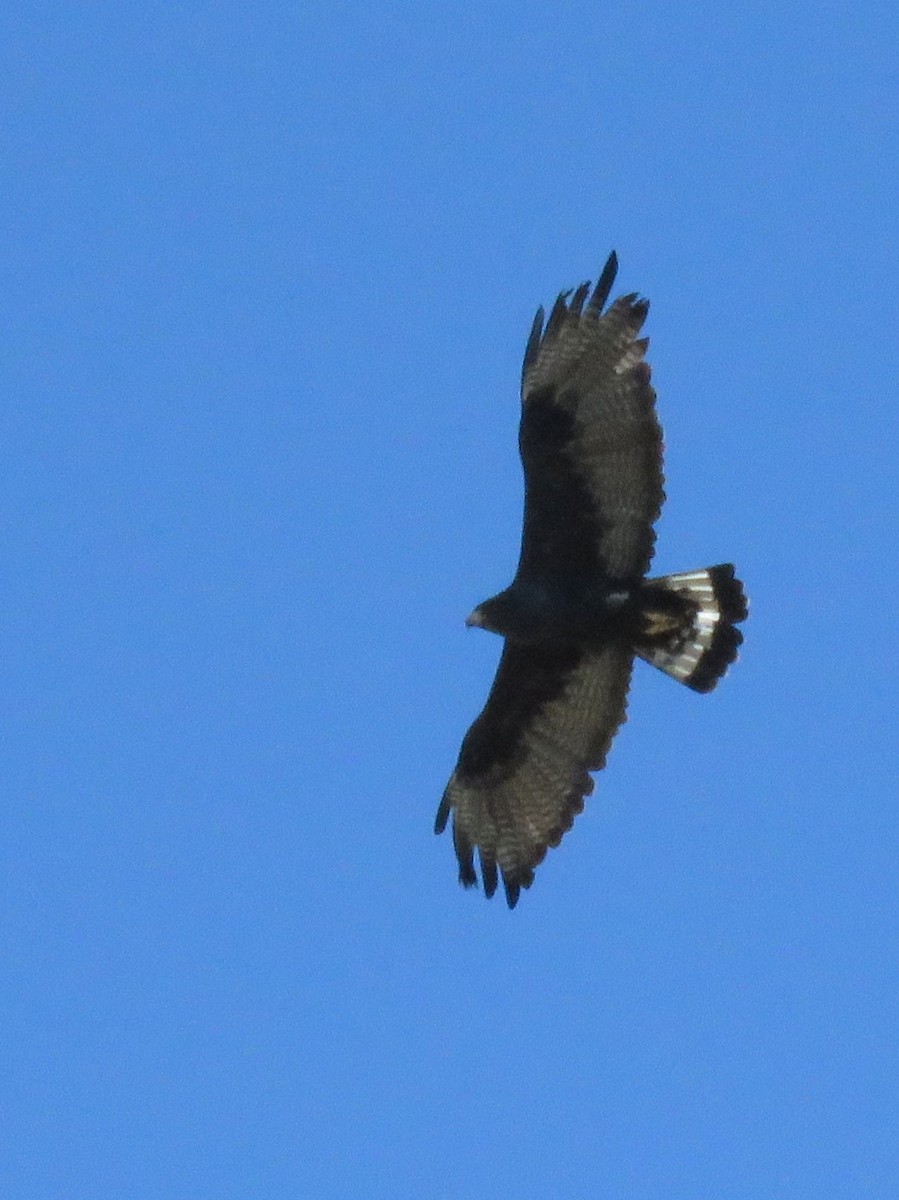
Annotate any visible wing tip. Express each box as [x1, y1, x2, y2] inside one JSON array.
[[521, 305, 546, 382], [479, 851, 499, 899], [433, 790, 451, 834], [501, 865, 534, 909], [588, 249, 619, 312], [522, 249, 633, 388], [437, 765, 598, 909]]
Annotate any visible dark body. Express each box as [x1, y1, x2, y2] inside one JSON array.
[[437, 253, 747, 907]]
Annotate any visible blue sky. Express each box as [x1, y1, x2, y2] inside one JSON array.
[[3, 4, 897, 1197]]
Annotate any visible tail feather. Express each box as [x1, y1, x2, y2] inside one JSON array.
[[633, 564, 748, 693]]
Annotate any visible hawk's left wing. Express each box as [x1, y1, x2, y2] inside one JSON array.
[[517, 252, 664, 584], [436, 639, 634, 906]]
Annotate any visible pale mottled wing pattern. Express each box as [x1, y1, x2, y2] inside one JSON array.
[[517, 253, 663, 583], [436, 639, 634, 907]]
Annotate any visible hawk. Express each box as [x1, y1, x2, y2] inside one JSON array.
[[436, 252, 747, 907]]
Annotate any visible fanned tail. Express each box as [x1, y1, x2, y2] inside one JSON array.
[[633, 564, 748, 693]]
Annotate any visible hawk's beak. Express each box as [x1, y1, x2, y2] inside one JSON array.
[[465, 609, 484, 629]]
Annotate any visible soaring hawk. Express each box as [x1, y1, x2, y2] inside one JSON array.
[[436, 252, 747, 907]]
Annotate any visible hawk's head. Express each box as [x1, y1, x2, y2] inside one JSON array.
[[465, 588, 525, 638]]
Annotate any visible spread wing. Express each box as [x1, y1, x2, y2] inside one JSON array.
[[517, 252, 664, 583], [435, 639, 634, 907]]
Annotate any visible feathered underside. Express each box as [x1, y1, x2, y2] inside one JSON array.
[[437, 252, 747, 906]]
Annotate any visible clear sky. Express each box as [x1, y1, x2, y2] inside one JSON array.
[[3, 4, 897, 1198]]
